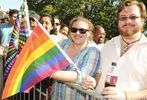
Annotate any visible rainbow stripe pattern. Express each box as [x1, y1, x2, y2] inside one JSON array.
[[2, 24, 70, 99]]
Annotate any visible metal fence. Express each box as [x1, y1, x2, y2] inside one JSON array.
[[0, 55, 104, 100], [1, 82, 104, 100]]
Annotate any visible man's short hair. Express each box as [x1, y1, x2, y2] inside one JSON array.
[[39, 13, 54, 26], [9, 9, 18, 16]]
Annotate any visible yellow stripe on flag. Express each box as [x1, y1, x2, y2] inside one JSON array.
[[9, 39, 55, 96]]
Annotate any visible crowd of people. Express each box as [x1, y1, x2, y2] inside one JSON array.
[[0, 0, 147, 99]]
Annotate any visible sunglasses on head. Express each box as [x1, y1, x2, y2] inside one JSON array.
[[70, 27, 89, 34]]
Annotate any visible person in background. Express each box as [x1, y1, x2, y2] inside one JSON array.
[[29, 16, 38, 32], [39, 13, 54, 34], [29, 10, 40, 32], [93, 25, 106, 51], [51, 16, 100, 100], [40, 15, 67, 42], [0, 9, 18, 56], [0, 11, 8, 24], [82, 0, 147, 99], [52, 17, 61, 35], [50, 17, 67, 42], [60, 24, 69, 37]]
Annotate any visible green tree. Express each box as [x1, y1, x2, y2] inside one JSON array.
[[27, 0, 119, 39]]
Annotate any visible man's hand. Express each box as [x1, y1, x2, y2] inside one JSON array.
[[102, 87, 126, 99]]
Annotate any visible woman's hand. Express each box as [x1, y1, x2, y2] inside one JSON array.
[[82, 75, 96, 90]]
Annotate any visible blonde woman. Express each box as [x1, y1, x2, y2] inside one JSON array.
[[51, 16, 100, 100]]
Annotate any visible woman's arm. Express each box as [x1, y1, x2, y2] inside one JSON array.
[[51, 70, 78, 83]]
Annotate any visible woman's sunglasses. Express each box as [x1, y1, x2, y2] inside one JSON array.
[[70, 27, 89, 34]]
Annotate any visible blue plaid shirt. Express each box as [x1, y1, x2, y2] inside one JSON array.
[[51, 39, 100, 100]]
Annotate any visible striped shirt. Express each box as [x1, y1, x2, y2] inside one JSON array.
[[51, 39, 100, 100]]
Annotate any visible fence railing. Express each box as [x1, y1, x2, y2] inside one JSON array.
[[0, 55, 104, 100]]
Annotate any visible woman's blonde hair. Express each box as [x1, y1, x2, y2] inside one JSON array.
[[69, 16, 94, 40]]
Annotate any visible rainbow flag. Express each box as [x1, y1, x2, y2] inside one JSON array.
[[2, 24, 71, 99]]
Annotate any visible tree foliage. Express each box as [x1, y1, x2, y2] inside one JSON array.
[[29, 0, 145, 39]]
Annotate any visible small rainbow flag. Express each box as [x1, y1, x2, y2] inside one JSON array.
[[2, 24, 71, 99]]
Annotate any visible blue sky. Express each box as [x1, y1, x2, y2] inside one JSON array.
[[0, 0, 23, 11]]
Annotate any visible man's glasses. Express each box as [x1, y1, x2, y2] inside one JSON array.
[[70, 27, 89, 34], [119, 16, 141, 21]]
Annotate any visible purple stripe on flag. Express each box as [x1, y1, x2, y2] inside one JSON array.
[[23, 59, 69, 92], [20, 53, 69, 91]]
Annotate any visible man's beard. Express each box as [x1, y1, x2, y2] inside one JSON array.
[[119, 27, 139, 37]]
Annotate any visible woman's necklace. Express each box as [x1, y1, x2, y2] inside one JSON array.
[[121, 34, 142, 54]]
